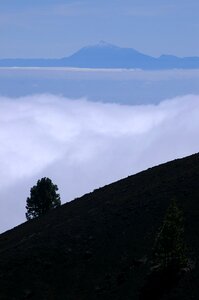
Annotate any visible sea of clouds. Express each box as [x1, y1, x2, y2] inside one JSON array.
[[0, 93, 199, 232]]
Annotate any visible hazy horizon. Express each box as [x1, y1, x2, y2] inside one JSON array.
[[0, 68, 198, 104]]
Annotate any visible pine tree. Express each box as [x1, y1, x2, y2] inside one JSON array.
[[26, 177, 61, 220], [153, 199, 187, 271]]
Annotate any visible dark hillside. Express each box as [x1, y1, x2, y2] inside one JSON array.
[[0, 153, 199, 299]]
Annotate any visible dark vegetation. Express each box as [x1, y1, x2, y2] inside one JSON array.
[[0, 153, 199, 299], [26, 177, 61, 220], [152, 199, 187, 271], [140, 200, 188, 300]]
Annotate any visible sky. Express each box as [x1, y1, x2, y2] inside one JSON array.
[[0, 1, 198, 233], [0, 93, 199, 232], [0, 0, 198, 58]]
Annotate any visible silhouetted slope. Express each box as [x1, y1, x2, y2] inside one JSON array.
[[0, 153, 199, 299]]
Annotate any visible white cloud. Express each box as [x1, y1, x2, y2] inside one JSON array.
[[0, 94, 199, 232]]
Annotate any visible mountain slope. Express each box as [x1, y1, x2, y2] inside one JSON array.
[[0, 41, 199, 69], [0, 153, 199, 299]]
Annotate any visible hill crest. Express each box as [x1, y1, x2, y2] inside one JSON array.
[[0, 152, 199, 299]]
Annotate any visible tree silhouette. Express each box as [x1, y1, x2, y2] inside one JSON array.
[[26, 177, 61, 220], [153, 199, 187, 271]]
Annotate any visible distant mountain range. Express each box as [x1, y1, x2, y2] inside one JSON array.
[[1, 41, 199, 69]]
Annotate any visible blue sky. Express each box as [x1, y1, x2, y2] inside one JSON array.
[[0, 0, 198, 58]]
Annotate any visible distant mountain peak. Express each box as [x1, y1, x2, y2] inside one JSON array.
[[85, 41, 120, 50], [95, 41, 143, 55], [97, 40, 117, 48]]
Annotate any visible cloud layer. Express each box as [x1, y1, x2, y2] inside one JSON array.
[[0, 94, 199, 232]]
